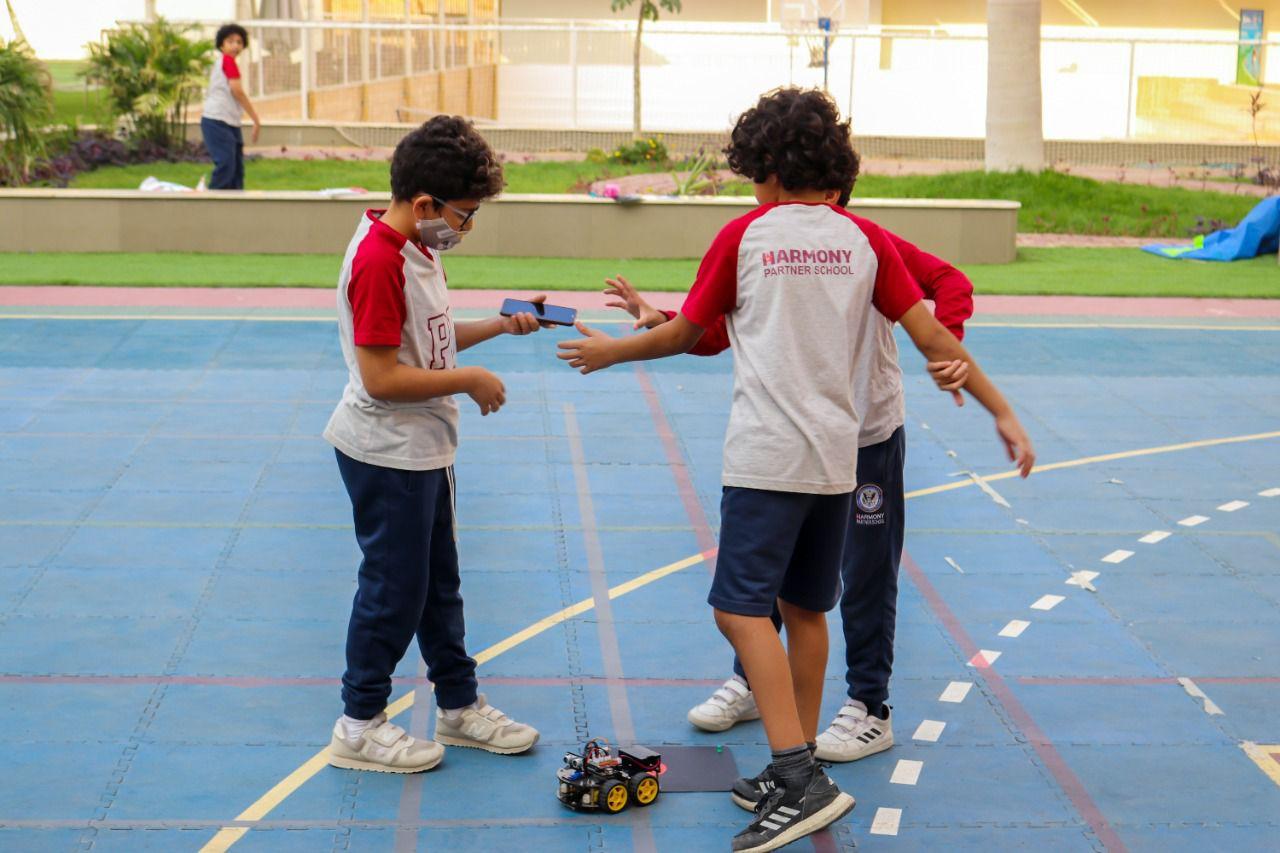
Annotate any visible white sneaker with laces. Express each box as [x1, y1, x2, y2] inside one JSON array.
[[433, 693, 539, 754], [687, 676, 760, 732], [813, 700, 894, 763], [328, 713, 444, 774]]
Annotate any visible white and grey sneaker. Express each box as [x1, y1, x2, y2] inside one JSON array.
[[814, 701, 893, 763], [433, 693, 539, 754], [688, 676, 760, 732], [328, 713, 444, 774]]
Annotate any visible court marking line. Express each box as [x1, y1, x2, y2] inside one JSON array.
[[4, 312, 1280, 332], [1217, 500, 1249, 512], [200, 428, 1280, 849], [198, 548, 711, 853], [1176, 677, 1226, 716], [869, 806, 902, 836], [1138, 530, 1171, 544], [1031, 594, 1065, 611], [999, 619, 1031, 638], [912, 719, 946, 742], [1241, 742, 1280, 789], [1101, 549, 1134, 564], [889, 759, 924, 786]]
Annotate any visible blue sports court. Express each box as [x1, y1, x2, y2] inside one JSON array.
[[1, 300, 1278, 851]]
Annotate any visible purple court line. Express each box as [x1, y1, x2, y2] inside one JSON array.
[[564, 402, 657, 853], [0, 674, 726, 688], [901, 550, 1129, 852]]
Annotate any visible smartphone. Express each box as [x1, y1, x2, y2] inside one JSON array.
[[500, 298, 578, 327]]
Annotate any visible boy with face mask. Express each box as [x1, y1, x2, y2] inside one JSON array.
[[324, 117, 546, 773]]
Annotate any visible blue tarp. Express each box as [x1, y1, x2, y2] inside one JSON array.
[[1143, 195, 1280, 261]]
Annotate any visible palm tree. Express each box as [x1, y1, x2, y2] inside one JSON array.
[[610, 0, 681, 140], [985, 0, 1044, 171]]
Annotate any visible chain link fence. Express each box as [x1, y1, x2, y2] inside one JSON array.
[[171, 19, 1279, 154]]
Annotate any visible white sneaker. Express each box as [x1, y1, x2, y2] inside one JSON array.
[[328, 713, 444, 774], [814, 701, 894, 762], [687, 676, 760, 732], [433, 693, 539, 754]]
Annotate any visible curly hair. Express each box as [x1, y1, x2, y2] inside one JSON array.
[[389, 115, 504, 202], [724, 87, 860, 196], [215, 23, 249, 49]]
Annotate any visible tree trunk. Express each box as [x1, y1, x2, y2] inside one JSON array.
[[985, 0, 1043, 172], [632, 4, 644, 139]]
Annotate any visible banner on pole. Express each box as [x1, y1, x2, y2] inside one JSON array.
[[1237, 9, 1264, 87]]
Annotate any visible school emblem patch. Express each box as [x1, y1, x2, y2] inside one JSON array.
[[856, 484, 884, 513]]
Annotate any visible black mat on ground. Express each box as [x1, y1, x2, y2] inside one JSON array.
[[646, 745, 741, 793]]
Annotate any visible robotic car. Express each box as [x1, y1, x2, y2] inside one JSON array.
[[556, 738, 662, 814]]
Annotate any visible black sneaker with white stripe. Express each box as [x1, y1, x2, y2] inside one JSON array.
[[730, 763, 779, 811], [731, 764, 855, 852]]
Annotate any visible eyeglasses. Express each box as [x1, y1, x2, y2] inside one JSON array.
[[431, 196, 479, 228]]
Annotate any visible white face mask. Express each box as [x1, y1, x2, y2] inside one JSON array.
[[416, 217, 461, 251]]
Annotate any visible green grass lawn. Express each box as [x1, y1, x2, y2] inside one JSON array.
[[68, 159, 1262, 239], [45, 59, 110, 126], [1, 248, 1275, 298]]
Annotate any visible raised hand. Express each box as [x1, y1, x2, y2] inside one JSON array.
[[604, 275, 667, 330]]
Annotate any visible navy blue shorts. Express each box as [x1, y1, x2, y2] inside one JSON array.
[[708, 486, 853, 616]]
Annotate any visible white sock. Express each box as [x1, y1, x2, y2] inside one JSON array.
[[339, 714, 377, 741], [442, 700, 479, 721]]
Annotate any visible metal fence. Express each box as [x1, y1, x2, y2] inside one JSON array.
[[175, 19, 1280, 148]]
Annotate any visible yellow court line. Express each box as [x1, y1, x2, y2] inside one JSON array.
[[905, 429, 1280, 500], [1241, 742, 1280, 789], [2, 313, 1280, 332], [199, 550, 709, 853], [201, 428, 1280, 850]]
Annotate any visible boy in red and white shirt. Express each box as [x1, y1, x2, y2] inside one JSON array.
[[558, 87, 1034, 852], [200, 23, 261, 189], [324, 117, 548, 775]]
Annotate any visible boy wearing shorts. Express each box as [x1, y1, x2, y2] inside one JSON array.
[[603, 204, 974, 782], [324, 117, 545, 774], [558, 87, 1034, 851]]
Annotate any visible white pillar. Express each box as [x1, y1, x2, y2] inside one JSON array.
[[985, 0, 1045, 172]]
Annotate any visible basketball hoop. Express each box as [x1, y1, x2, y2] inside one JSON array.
[[781, 1, 844, 87]]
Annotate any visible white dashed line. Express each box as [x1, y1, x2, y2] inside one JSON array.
[[1139, 530, 1171, 544], [913, 720, 946, 742], [939, 681, 973, 703], [870, 807, 902, 836], [1066, 570, 1100, 590], [1031, 594, 1065, 611], [999, 619, 1031, 638], [1177, 677, 1225, 716], [1178, 515, 1210, 527], [967, 649, 1002, 668], [1217, 500, 1249, 512], [1259, 487, 1280, 497], [944, 556, 965, 574], [890, 759, 924, 785], [1101, 549, 1134, 564]]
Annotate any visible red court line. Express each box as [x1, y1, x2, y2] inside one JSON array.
[[1017, 676, 1280, 686], [0, 674, 725, 688], [635, 364, 720, 561], [6, 286, 1280, 319], [901, 551, 1128, 852]]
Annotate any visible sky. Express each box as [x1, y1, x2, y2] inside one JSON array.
[[3, 1, 233, 58]]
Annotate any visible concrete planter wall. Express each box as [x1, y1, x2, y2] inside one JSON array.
[[0, 191, 1019, 264]]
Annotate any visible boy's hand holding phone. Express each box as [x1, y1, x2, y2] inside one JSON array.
[[500, 294, 555, 336], [604, 275, 668, 330]]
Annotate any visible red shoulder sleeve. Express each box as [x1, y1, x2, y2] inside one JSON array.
[[845, 216, 923, 322], [664, 309, 731, 356], [349, 243, 407, 347], [886, 231, 974, 340], [680, 218, 747, 329], [221, 53, 241, 80]]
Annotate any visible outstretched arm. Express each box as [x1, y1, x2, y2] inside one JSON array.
[[897, 302, 1035, 477], [557, 314, 705, 374]]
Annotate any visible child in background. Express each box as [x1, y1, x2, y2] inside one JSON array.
[[324, 117, 546, 774], [557, 87, 1034, 851], [200, 23, 261, 190]]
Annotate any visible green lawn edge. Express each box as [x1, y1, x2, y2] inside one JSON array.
[[1, 249, 1276, 298]]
